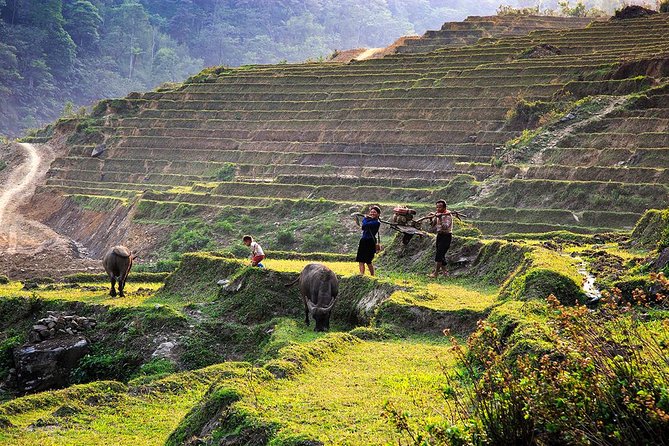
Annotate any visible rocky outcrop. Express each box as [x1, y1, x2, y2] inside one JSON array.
[[13, 336, 90, 394], [11, 311, 96, 394]]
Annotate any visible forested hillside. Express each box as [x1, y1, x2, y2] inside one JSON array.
[[0, 0, 491, 137], [0, 0, 637, 137]]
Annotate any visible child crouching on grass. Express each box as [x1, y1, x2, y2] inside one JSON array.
[[243, 235, 265, 267]]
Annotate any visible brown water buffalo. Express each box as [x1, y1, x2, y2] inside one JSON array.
[[102, 246, 134, 297], [286, 263, 338, 332]]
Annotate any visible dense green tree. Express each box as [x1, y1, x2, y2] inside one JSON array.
[[102, 0, 152, 80], [63, 0, 103, 49]]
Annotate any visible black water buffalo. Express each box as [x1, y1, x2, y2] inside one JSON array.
[[102, 246, 134, 297], [287, 263, 338, 332]]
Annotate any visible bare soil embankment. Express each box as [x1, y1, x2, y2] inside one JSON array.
[[0, 142, 98, 279]]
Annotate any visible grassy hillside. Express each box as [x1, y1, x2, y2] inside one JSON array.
[[1, 214, 666, 444]]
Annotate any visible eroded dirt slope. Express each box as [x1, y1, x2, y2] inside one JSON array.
[[0, 142, 98, 279]]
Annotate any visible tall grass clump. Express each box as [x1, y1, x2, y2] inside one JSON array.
[[387, 274, 669, 445]]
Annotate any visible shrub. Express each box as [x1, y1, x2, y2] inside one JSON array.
[[631, 208, 669, 250], [71, 346, 142, 383], [168, 225, 214, 253], [558, 0, 605, 17], [302, 232, 334, 252], [0, 160, 6, 172], [0, 275, 8, 284], [276, 229, 295, 247], [496, 5, 540, 15], [662, 1, 669, 13], [133, 260, 180, 273], [505, 99, 557, 130], [228, 242, 250, 258], [387, 280, 669, 445], [63, 272, 169, 283], [214, 163, 236, 181], [214, 218, 236, 234]]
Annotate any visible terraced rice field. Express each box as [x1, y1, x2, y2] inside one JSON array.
[[33, 13, 669, 244]]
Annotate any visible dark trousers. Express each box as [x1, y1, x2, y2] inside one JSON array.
[[435, 233, 452, 263]]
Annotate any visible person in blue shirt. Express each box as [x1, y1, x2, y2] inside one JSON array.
[[355, 205, 381, 276]]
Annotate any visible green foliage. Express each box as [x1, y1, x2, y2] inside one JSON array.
[[180, 328, 229, 370], [0, 335, 22, 380], [563, 76, 653, 98], [276, 229, 295, 248], [662, 1, 669, 13], [469, 241, 529, 285], [157, 252, 243, 302], [496, 5, 540, 15], [168, 223, 214, 254], [501, 247, 585, 305], [267, 250, 351, 262], [214, 218, 236, 235], [132, 358, 176, 380], [508, 268, 585, 305], [459, 294, 669, 445], [505, 98, 559, 130], [264, 333, 360, 378], [349, 326, 395, 340], [503, 230, 595, 243], [631, 208, 669, 251], [0, 274, 8, 284], [214, 163, 236, 181], [135, 200, 201, 221], [70, 345, 142, 384], [301, 218, 336, 252], [132, 259, 180, 273], [558, 0, 605, 17], [70, 194, 125, 211], [433, 174, 479, 205], [0, 160, 6, 172], [0, 0, 468, 136]]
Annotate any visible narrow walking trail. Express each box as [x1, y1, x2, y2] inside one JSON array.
[[0, 143, 41, 228]]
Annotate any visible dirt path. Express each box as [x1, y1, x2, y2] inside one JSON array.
[[528, 96, 629, 165], [0, 142, 98, 279], [0, 143, 40, 228]]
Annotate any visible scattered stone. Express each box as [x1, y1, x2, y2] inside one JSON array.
[[28, 313, 98, 343], [222, 278, 244, 292], [560, 112, 576, 122], [151, 341, 177, 359], [91, 143, 106, 157]]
